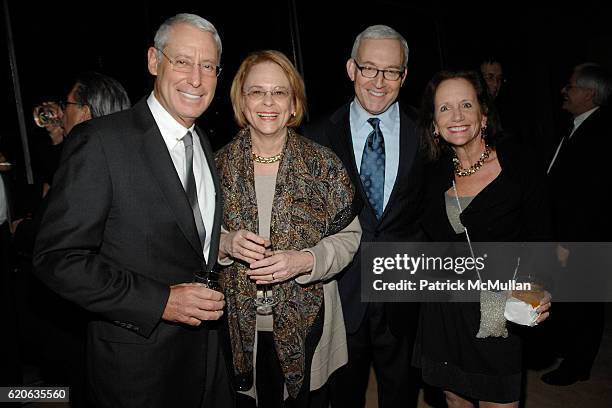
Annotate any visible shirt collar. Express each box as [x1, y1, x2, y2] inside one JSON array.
[[573, 106, 599, 130], [147, 92, 195, 149], [350, 98, 398, 131]]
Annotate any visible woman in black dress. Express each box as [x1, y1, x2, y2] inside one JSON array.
[[413, 70, 551, 407]]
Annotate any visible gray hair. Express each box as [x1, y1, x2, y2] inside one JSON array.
[[74, 72, 131, 118], [574, 63, 612, 106], [154, 13, 222, 63], [350, 25, 409, 68]]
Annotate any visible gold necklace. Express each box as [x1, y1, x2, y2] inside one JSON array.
[[453, 144, 491, 177], [252, 152, 282, 164]]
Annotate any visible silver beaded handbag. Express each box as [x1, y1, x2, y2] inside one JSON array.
[[452, 181, 509, 338]]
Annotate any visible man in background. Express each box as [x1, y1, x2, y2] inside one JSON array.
[[544, 62, 611, 386]]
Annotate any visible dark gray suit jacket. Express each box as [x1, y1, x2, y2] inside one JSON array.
[[303, 102, 425, 335], [33, 98, 232, 408]]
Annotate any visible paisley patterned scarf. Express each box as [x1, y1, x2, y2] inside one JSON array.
[[216, 127, 357, 397]]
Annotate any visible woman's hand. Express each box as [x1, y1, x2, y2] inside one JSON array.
[[248, 250, 314, 284], [219, 230, 269, 264], [536, 291, 552, 324]]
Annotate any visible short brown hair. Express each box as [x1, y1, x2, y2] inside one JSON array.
[[230, 50, 306, 128]]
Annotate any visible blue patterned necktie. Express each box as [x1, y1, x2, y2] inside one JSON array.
[[360, 118, 385, 219], [183, 131, 207, 249]]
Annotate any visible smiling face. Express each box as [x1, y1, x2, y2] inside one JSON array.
[[346, 38, 406, 115], [561, 71, 595, 117], [241, 61, 295, 141], [433, 78, 487, 149], [147, 23, 219, 128]]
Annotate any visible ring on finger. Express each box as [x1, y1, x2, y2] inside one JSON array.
[[272, 272, 275, 280]]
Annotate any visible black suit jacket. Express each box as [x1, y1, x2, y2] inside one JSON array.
[[33, 98, 231, 408], [548, 106, 611, 242], [303, 102, 425, 334]]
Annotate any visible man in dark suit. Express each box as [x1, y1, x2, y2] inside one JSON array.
[[303, 25, 423, 408], [33, 14, 231, 407], [543, 62, 611, 386]]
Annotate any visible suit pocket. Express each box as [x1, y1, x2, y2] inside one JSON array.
[[94, 320, 159, 344]]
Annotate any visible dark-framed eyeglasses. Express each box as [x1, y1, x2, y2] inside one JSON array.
[[353, 60, 405, 81], [482, 73, 506, 83], [156, 47, 222, 77], [58, 100, 86, 110], [243, 87, 292, 102]]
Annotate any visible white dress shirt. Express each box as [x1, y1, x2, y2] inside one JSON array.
[[548, 106, 599, 174], [147, 93, 215, 262]]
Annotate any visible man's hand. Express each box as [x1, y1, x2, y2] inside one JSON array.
[[162, 283, 225, 326], [219, 229, 269, 264]]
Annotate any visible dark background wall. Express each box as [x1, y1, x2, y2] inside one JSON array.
[[2, 1, 610, 179]]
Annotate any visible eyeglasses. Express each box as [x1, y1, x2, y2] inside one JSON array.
[[243, 87, 292, 102], [563, 83, 584, 91], [353, 61, 405, 81], [59, 100, 86, 110], [156, 47, 221, 77], [482, 73, 506, 83]]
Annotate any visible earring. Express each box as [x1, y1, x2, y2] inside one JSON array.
[[433, 131, 440, 144], [480, 125, 488, 139], [291, 111, 296, 117]]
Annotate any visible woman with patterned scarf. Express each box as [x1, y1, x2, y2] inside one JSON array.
[[216, 50, 362, 407]]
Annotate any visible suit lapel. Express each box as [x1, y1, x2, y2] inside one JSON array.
[[381, 107, 416, 220], [329, 106, 363, 192], [554, 108, 601, 171], [134, 101, 204, 258], [330, 104, 378, 220]]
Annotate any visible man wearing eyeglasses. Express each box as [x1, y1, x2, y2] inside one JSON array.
[[8, 71, 131, 408], [480, 58, 505, 100], [35, 73, 130, 143], [304, 25, 423, 408], [33, 13, 232, 408], [478, 56, 527, 144]]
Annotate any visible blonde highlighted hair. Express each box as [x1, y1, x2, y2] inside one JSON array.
[[230, 50, 306, 128]]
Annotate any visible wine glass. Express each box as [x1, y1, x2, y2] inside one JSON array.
[[193, 270, 219, 290], [255, 243, 278, 315], [33, 102, 62, 128], [511, 274, 545, 308]]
